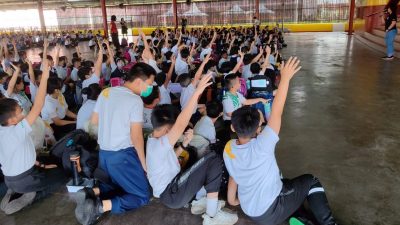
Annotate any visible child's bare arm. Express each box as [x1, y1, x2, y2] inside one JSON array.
[[231, 51, 244, 74], [26, 53, 50, 125], [164, 55, 176, 88], [191, 53, 211, 87], [227, 177, 240, 206], [268, 57, 301, 135], [93, 41, 103, 78]]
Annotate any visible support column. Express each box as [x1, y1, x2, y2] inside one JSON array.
[[255, 0, 260, 19], [173, 0, 178, 29], [38, 0, 46, 33], [100, 0, 109, 38], [348, 0, 356, 35]]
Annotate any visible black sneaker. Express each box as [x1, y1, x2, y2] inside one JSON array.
[[75, 197, 103, 225], [382, 56, 394, 60]]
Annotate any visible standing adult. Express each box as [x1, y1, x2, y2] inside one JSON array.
[[253, 16, 261, 32], [181, 16, 188, 34], [381, 5, 398, 60], [120, 18, 128, 38], [110, 15, 120, 49]]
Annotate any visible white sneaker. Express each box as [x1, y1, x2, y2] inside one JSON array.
[[191, 197, 225, 215], [202, 209, 238, 225]]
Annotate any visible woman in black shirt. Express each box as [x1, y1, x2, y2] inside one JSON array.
[[381, 6, 398, 60]]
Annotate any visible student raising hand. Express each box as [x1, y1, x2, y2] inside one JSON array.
[[167, 74, 213, 146], [268, 57, 301, 135]]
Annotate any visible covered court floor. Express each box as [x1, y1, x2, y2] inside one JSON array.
[[1, 32, 399, 225]]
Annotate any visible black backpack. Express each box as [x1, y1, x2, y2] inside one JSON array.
[[49, 129, 98, 178]]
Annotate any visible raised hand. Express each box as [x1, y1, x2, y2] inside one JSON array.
[[265, 45, 271, 55], [204, 53, 211, 63], [171, 55, 176, 64], [195, 73, 213, 95], [43, 39, 49, 49], [182, 129, 194, 147], [280, 57, 301, 81], [9, 62, 20, 73]]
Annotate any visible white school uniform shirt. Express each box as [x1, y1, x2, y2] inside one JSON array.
[[0, 84, 6, 95], [159, 85, 171, 105], [146, 135, 181, 197], [55, 66, 67, 80], [82, 73, 100, 89], [148, 59, 162, 74], [222, 91, 246, 121], [218, 58, 229, 69], [76, 99, 96, 130], [0, 119, 36, 176], [143, 107, 153, 130], [223, 126, 282, 217], [200, 47, 212, 61], [180, 83, 196, 114], [194, 116, 216, 143], [175, 56, 189, 76], [41, 94, 68, 125], [71, 67, 79, 81], [94, 86, 143, 151], [242, 64, 252, 81], [171, 45, 179, 56], [161, 47, 169, 55]]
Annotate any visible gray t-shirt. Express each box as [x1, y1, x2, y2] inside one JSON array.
[[223, 126, 282, 217], [0, 119, 36, 176], [94, 87, 144, 151]]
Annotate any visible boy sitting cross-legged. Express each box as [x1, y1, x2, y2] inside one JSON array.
[[146, 74, 238, 225], [223, 57, 338, 225]]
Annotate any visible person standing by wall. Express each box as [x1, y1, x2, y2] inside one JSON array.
[[181, 16, 188, 34], [381, 5, 398, 60], [110, 15, 120, 49], [120, 18, 128, 38]]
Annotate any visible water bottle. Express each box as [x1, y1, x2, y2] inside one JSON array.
[[264, 101, 271, 120], [246, 80, 250, 89], [70, 151, 82, 186]]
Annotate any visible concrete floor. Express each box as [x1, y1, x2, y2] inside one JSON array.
[[1, 32, 400, 225]]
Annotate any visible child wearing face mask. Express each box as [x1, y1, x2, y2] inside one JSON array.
[[110, 58, 127, 79], [73, 63, 156, 225]]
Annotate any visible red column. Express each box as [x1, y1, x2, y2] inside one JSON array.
[[100, 0, 108, 38], [255, 0, 260, 19], [348, 0, 356, 35], [38, 0, 46, 33], [173, 0, 178, 29]]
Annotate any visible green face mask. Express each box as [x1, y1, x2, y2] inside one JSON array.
[[140, 84, 153, 98]]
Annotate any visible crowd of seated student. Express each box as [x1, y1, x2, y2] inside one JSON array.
[[0, 24, 338, 225]]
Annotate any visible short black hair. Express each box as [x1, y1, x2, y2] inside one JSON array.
[[81, 83, 101, 101], [177, 73, 191, 87], [155, 72, 166, 86], [0, 72, 8, 80], [78, 66, 92, 81], [243, 54, 253, 65], [111, 15, 116, 21], [250, 63, 261, 74], [47, 77, 62, 94], [142, 85, 159, 105], [180, 48, 190, 59], [151, 104, 180, 129], [72, 57, 81, 65], [206, 101, 222, 119], [224, 73, 238, 89], [126, 62, 156, 82], [0, 98, 19, 126], [231, 106, 260, 138]]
